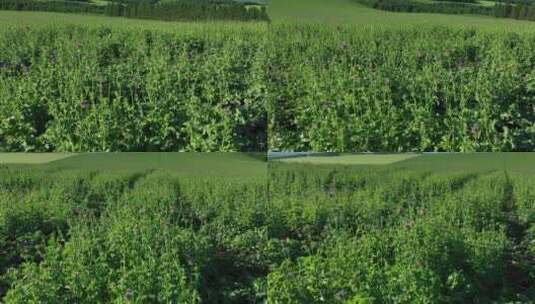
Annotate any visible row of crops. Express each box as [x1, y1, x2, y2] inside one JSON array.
[[0, 163, 533, 302], [267, 163, 534, 303], [1, 23, 534, 152], [0, 168, 269, 302]]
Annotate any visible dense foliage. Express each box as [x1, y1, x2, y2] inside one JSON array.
[[2, 21, 535, 152], [494, 2, 535, 21], [105, 0, 270, 22], [0, 163, 533, 302], [0, 167, 269, 302], [0, 0, 269, 22], [0, 0, 105, 15], [354, 0, 493, 16], [267, 24, 535, 152], [267, 163, 534, 303], [354, 0, 535, 21], [0, 24, 267, 152]]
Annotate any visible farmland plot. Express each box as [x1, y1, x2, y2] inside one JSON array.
[[1, 11, 535, 152], [1, 158, 533, 302], [0, 22, 267, 152], [0, 168, 269, 302], [266, 162, 535, 303], [266, 24, 535, 152]]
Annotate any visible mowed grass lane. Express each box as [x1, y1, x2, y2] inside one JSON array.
[[276, 153, 420, 165], [0, 153, 76, 164], [0, 10, 268, 30], [273, 153, 535, 175], [0, 153, 267, 178], [394, 152, 535, 174]]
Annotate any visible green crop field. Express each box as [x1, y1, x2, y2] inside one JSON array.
[[0, 11, 267, 152], [2, 9, 535, 152], [1, 154, 533, 302], [266, 161, 535, 302], [1, 2, 535, 302], [0, 166, 268, 302], [266, 6, 535, 151]]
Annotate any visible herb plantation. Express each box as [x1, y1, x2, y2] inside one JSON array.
[[0, 167, 269, 302], [266, 24, 535, 152], [0, 162, 533, 302], [2, 18, 535, 152], [0, 22, 267, 152], [1, 3, 535, 303], [266, 162, 534, 303]]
